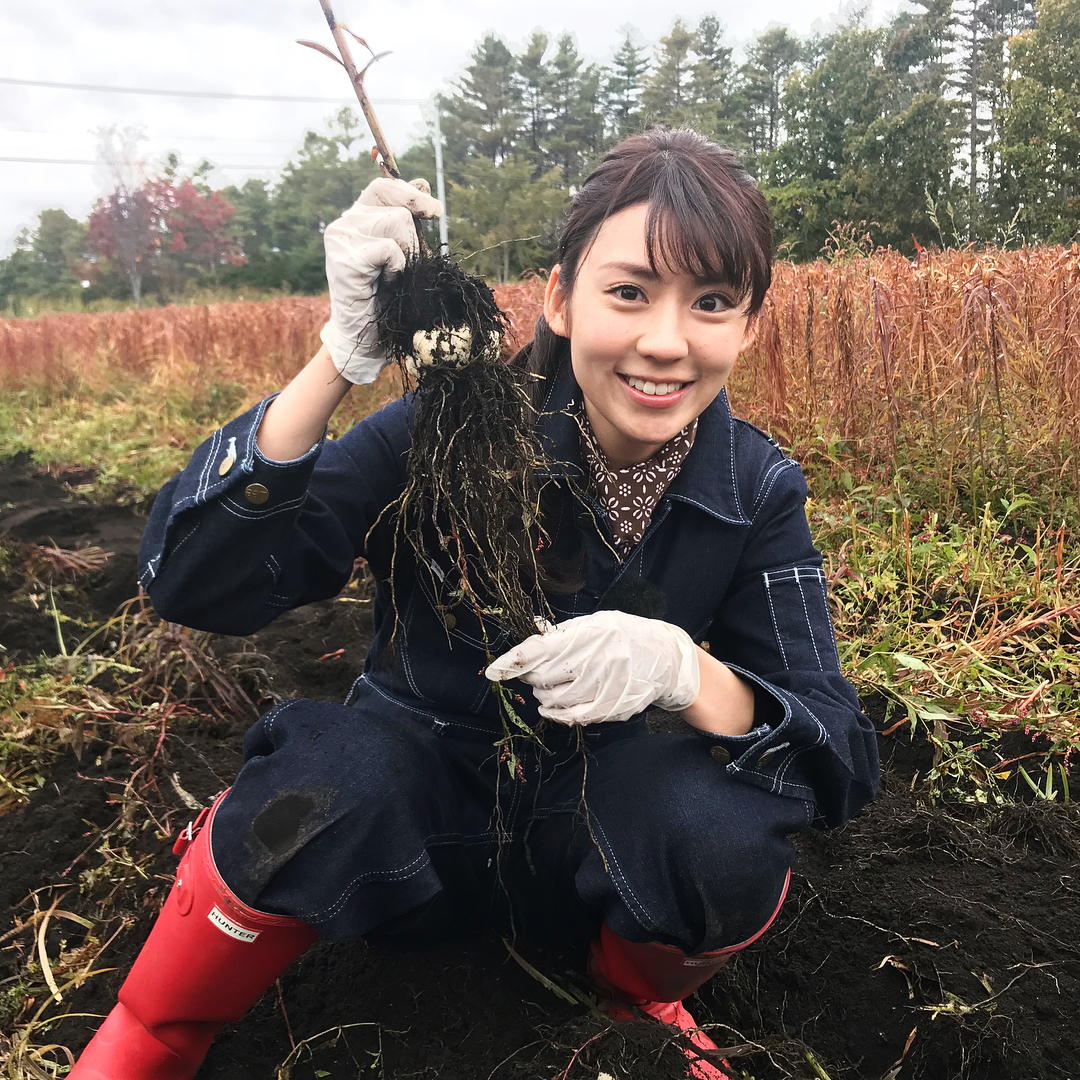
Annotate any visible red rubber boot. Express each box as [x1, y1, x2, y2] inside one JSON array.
[[589, 869, 791, 1080], [70, 792, 318, 1080]]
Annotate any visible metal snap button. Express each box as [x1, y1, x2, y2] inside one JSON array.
[[576, 511, 592, 528], [757, 749, 779, 768], [244, 483, 270, 505], [443, 613, 457, 631], [218, 454, 235, 477], [710, 745, 732, 766]]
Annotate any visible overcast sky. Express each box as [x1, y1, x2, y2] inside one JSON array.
[[1, 0, 888, 256]]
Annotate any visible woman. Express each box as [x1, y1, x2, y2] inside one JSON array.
[[71, 128, 879, 1080]]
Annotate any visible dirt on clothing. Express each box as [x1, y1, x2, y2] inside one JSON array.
[[1, 453, 1078, 1080]]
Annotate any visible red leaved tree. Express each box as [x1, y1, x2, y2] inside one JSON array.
[[88, 178, 244, 306], [87, 185, 156, 307], [155, 180, 245, 277]]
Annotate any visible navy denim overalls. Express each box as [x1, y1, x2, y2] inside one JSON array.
[[137, 359, 879, 951]]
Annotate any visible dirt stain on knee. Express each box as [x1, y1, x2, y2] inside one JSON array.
[[253, 792, 317, 856]]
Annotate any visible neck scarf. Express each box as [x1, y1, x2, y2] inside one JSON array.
[[577, 404, 697, 558]]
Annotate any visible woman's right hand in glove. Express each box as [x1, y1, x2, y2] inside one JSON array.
[[320, 177, 443, 385]]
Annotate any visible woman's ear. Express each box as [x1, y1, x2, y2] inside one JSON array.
[[544, 265, 570, 338]]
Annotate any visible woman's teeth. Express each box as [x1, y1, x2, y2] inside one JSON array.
[[624, 375, 687, 396]]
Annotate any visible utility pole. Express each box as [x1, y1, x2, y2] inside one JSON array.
[[430, 100, 449, 256]]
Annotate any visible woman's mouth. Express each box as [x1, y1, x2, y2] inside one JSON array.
[[618, 373, 693, 405]]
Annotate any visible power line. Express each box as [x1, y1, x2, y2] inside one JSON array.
[[0, 76, 426, 106], [1, 128, 302, 144], [0, 156, 279, 169]]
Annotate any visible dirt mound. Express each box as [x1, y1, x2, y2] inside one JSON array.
[[2, 454, 1078, 1080]]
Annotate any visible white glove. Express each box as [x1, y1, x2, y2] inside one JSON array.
[[484, 610, 701, 726], [320, 177, 443, 384]]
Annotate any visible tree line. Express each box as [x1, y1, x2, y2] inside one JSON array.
[[2, 0, 1077, 309]]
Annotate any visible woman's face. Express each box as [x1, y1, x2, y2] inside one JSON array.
[[544, 202, 757, 469]]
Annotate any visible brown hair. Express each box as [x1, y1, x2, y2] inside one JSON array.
[[512, 127, 773, 393]]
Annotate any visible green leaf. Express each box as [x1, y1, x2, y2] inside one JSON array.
[[893, 652, 931, 670]]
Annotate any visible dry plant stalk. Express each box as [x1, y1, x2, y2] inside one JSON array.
[[4, 249, 1076, 509], [22, 542, 112, 584]]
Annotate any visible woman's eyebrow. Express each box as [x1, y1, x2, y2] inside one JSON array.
[[596, 260, 662, 281], [596, 260, 733, 290]]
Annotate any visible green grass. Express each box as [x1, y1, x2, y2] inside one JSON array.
[[811, 488, 1079, 802]]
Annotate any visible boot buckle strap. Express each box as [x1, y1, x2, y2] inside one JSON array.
[[172, 805, 212, 856]]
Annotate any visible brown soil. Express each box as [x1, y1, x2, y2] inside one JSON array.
[[2, 453, 1079, 1080]]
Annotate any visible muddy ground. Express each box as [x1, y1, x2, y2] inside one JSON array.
[[1, 453, 1078, 1080]]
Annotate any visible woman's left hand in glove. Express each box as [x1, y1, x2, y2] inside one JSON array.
[[484, 610, 700, 726]]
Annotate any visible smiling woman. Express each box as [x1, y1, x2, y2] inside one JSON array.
[[544, 204, 758, 467], [512, 129, 771, 468], [68, 128, 879, 1080]]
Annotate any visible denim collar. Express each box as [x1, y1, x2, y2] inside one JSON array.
[[536, 357, 752, 527]]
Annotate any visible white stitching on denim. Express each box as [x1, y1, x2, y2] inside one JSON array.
[[397, 591, 431, 701], [762, 573, 789, 669], [729, 761, 815, 798], [815, 570, 843, 667], [243, 401, 268, 465], [252, 437, 322, 469], [793, 568, 824, 671], [167, 520, 202, 561], [723, 391, 746, 522], [774, 745, 815, 793], [196, 429, 219, 503], [218, 496, 305, 521], [751, 458, 789, 515], [360, 676, 500, 734], [773, 706, 827, 790], [312, 850, 433, 922], [666, 493, 749, 526], [751, 459, 798, 521], [414, 569, 496, 650], [589, 815, 660, 932], [263, 699, 298, 737]]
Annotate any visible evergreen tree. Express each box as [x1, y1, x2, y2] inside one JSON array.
[[691, 15, 736, 142], [0, 209, 88, 308], [995, 0, 1080, 242], [605, 32, 650, 138], [544, 34, 605, 185], [516, 31, 551, 173], [765, 7, 960, 254], [448, 157, 569, 282], [741, 27, 803, 155], [967, 0, 1037, 228], [222, 108, 378, 292], [642, 20, 698, 126], [440, 35, 520, 167], [764, 19, 898, 253]]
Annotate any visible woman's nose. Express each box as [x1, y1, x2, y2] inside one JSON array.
[[635, 302, 689, 363]]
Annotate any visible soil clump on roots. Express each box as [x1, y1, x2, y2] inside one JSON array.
[[1, 453, 1078, 1080]]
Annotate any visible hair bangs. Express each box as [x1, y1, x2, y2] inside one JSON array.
[[645, 198, 756, 309]]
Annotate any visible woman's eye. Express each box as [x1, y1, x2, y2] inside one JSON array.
[[695, 293, 731, 313], [614, 285, 643, 302]]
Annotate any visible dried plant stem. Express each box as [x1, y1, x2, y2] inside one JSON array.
[[309, 0, 428, 252], [315, 1, 397, 176]]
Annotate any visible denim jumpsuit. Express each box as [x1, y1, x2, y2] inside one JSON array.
[[137, 359, 880, 954]]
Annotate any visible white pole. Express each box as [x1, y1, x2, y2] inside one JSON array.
[[431, 100, 449, 256]]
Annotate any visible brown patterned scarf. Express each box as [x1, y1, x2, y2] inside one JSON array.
[[577, 405, 697, 558]]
